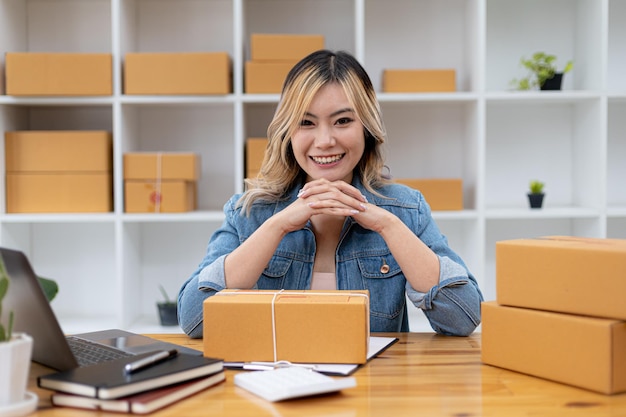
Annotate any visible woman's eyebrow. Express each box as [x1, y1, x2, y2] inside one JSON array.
[[304, 108, 355, 119]]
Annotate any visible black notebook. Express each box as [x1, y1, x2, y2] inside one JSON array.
[[38, 352, 223, 400], [50, 372, 226, 414]]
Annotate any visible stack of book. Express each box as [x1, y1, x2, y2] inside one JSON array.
[[38, 351, 224, 414]]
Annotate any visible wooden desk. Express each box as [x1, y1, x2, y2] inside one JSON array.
[[27, 333, 626, 417]]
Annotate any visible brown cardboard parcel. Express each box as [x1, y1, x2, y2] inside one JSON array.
[[383, 69, 456, 93], [5, 53, 112, 96], [5, 131, 112, 213], [250, 34, 324, 61], [5, 131, 112, 172], [203, 290, 370, 364], [124, 180, 196, 213], [123, 153, 200, 181], [481, 301, 626, 395], [6, 173, 112, 213], [124, 153, 199, 213], [394, 178, 463, 210], [244, 61, 297, 94], [496, 236, 626, 320], [245, 137, 268, 178], [124, 52, 231, 95]]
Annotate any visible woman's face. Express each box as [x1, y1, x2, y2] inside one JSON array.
[[291, 83, 365, 183]]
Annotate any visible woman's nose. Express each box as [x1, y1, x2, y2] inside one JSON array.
[[314, 126, 335, 148]]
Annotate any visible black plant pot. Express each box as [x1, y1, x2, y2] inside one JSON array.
[[540, 73, 563, 90], [157, 302, 178, 326], [527, 193, 545, 209]]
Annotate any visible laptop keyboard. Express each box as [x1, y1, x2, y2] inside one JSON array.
[[66, 336, 134, 367]]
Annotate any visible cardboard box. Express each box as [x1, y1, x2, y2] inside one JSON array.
[[5, 131, 112, 172], [245, 138, 268, 178], [203, 289, 370, 364], [250, 34, 324, 61], [123, 153, 200, 181], [496, 236, 626, 320], [245, 61, 296, 94], [481, 301, 626, 394], [5, 53, 112, 96], [6, 173, 112, 213], [394, 178, 463, 210], [5, 131, 112, 213], [382, 69, 456, 93], [124, 180, 196, 213], [124, 52, 231, 95]]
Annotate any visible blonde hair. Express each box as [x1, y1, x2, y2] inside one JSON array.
[[239, 50, 388, 213]]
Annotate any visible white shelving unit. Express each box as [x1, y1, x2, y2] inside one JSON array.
[[1, 0, 624, 334]]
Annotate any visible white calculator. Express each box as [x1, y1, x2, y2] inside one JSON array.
[[234, 366, 357, 402]]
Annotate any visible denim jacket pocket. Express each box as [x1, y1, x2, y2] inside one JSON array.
[[256, 255, 293, 289], [356, 254, 405, 320]]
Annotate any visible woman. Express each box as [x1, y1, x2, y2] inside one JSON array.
[[178, 50, 482, 338]]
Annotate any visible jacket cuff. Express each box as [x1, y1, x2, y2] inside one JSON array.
[[197, 254, 227, 292]]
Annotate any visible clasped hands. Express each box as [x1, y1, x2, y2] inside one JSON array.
[[279, 178, 391, 234]]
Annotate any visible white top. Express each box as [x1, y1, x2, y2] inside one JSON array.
[[310, 272, 337, 290]]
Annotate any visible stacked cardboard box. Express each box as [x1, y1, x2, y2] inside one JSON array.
[[5, 131, 113, 213], [5, 53, 112, 96], [394, 178, 463, 210], [245, 34, 324, 94], [382, 69, 456, 93], [124, 52, 231, 95], [123, 153, 200, 213], [482, 236, 626, 394]]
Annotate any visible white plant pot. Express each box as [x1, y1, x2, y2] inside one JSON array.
[[0, 333, 33, 407]]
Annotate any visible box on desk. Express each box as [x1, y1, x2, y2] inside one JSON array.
[[394, 178, 463, 210], [496, 236, 626, 320], [382, 69, 456, 93], [5, 131, 112, 213], [124, 153, 200, 213], [5, 53, 112, 96], [124, 52, 231, 95], [203, 289, 370, 364], [481, 301, 626, 395], [250, 34, 324, 61]]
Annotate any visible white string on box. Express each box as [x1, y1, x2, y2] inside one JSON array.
[[216, 289, 369, 363], [154, 152, 162, 213]]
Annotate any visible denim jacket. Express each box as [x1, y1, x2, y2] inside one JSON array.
[[178, 176, 483, 338]]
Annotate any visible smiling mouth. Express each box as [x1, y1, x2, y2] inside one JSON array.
[[310, 154, 345, 165]]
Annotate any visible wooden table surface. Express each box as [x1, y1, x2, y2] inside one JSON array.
[[27, 332, 626, 417]]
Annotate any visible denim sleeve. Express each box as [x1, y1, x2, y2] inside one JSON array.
[[402, 190, 483, 336], [406, 257, 483, 336], [177, 198, 241, 338]]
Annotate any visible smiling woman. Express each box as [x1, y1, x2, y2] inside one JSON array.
[[177, 50, 484, 339]]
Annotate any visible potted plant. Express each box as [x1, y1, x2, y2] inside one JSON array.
[[528, 180, 545, 209], [0, 252, 59, 413], [510, 52, 573, 90], [157, 285, 178, 326], [0, 260, 35, 413]]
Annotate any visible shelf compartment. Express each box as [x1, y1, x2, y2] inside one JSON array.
[[382, 101, 479, 210], [119, 103, 236, 212], [486, 0, 603, 92], [365, 0, 479, 93], [485, 99, 603, 211]]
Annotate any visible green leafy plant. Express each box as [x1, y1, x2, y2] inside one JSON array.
[[511, 52, 573, 90], [529, 180, 545, 195], [0, 274, 14, 342]]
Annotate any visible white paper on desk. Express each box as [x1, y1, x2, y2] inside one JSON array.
[[224, 336, 398, 376]]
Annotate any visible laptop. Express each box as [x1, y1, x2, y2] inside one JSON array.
[[1, 247, 202, 372]]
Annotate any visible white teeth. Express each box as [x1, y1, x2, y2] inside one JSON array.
[[312, 154, 343, 164]]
